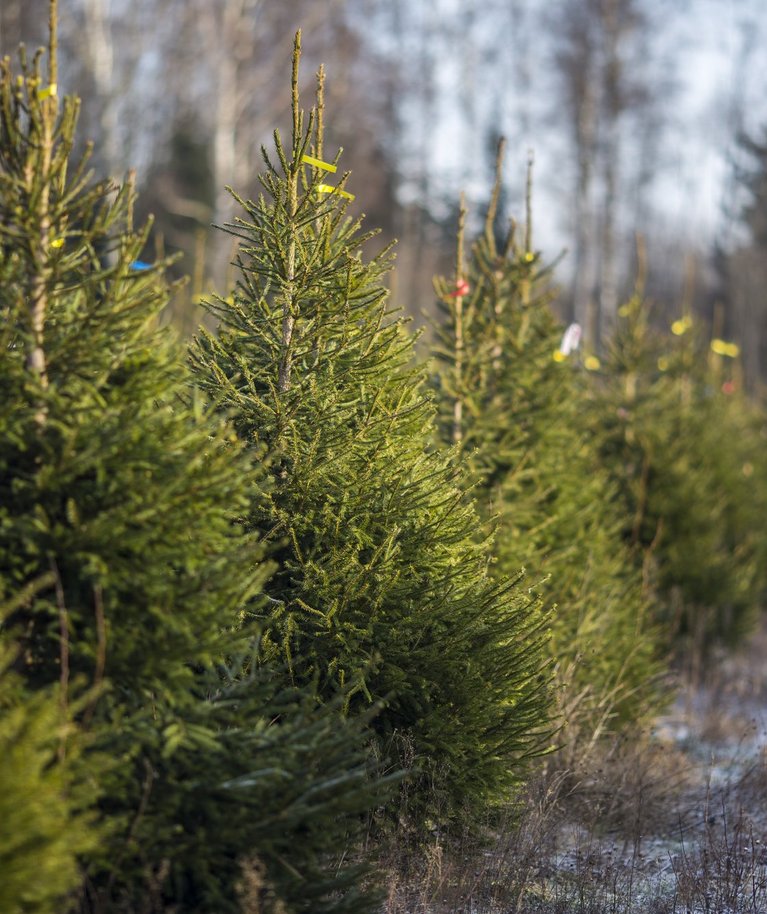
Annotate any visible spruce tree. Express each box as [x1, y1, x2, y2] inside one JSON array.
[[431, 145, 661, 747], [191, 34, 552, 826], [0, 15, 388, 912], [586, 290, 767, 647]]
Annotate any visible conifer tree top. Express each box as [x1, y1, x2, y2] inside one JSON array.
[[190, 36, 554, 826]]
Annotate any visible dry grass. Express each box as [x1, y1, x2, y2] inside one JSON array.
[[665, 805, 767, 914], [381, 621, 767, 914]]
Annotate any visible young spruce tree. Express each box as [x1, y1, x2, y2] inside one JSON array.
[[0, 15, 389, 913], [586, 289, 767, 648], [431, 145, 661, 748], [191, 34, 552, 826]]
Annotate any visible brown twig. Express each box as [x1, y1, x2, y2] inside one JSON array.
[[50, 555, 69, 759], [82, 584, 107, 729], [106, 757, 156, 900]]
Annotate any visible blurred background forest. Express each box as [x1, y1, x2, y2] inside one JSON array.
[[2, 0, 767, 383]]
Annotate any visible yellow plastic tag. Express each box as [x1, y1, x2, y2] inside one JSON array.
[[710, 339, 740, 358], [302, 154, 337, 173], [50, 237, 64, 249], [317, 183, 355, 201], [671, 316, 692, 336]]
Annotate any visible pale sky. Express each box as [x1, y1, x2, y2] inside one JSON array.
[[381, 0, 767, 264]]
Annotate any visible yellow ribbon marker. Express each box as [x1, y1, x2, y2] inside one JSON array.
[[671, 315, 693, 336], [50, 237, 64, 249], [301, 154, 337, 173], [552, 350, 567, 363], [317, 183, 355, 202], [710, 338, 740, 358], [38, 84, 58, 100], [584, 355, 601, 371]]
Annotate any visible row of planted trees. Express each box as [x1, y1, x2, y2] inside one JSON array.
[[2, 16, 767, 914]]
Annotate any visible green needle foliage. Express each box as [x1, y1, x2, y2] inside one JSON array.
[[431, 146, 662, 750], [0, 579, 97, 914], [0, 684, 92, 914], [89, 651, 391, 914], [586, 291, 767, 648], [0, 24, 388, 913], [191, 34, 552, 827]]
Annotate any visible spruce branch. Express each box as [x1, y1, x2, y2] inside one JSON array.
[[315, 64, 325, 161], [525, 149, 534, 258], [487, 138, 507, 370], [48, 0, 58, 89], [24, 0, 61, 422], [516, 151, 536, 346], [484, 136, 506, 246], [452, 193, 467, 445], [278, 31, 302, 394]]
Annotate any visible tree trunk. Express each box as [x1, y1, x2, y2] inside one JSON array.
[[599, 0, 621, 344], [82, 0, 118, 179]]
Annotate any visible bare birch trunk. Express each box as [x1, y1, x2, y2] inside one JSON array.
[[599, 0, 621, 344], [452, 195, 467, 445], [82, 0, 118, 179], [573, 81, 598, 341]]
